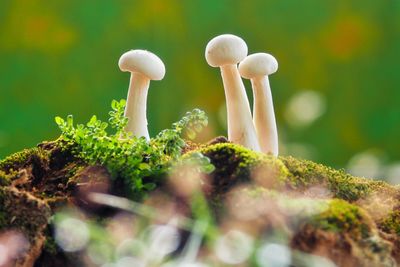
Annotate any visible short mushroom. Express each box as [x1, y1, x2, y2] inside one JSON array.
[[205, 34, 260, 151], [238, 53, 279, 155], [118, 50, 165, 140]]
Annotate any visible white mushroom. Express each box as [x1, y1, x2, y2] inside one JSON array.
[[239, 53, 279, 155], [205, 34, 260, 151], [118, 50, 165, 140]]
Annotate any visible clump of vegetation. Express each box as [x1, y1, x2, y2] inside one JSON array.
[[310, 199, 368, 235], [0, 170, 10, 186], [197, 149, 394, 203], [55, 99, 209, 199], [380, 210, 400, 235], [280, 156, 373, 201], [0, 147, 48, 174], [198, 143, 290, 195]]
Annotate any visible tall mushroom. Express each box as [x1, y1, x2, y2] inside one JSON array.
[[238, 53, 279, 155], [205, 34, 260, 151], [118, 50, 165, 140]]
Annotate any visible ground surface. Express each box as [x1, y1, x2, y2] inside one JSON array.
[[1, 138, 400, 267]]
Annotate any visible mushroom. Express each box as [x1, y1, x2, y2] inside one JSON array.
[[238, 53, 279, 155], [205, 34, 260, 151], [118, 50, 165, 140]]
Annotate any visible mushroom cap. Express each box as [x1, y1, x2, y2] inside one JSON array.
[[118, 50, 166, 80], [238, 53, 278, 79], [205, 34, 248, 67]]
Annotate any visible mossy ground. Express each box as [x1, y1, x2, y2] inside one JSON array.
[[0, 141, 87, 266], [1, 139, 400, 266], [194, 142, 400, 266]]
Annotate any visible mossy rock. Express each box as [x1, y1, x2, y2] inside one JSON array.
[[224, 185, 395, 266], [191, 142, 400, 266], [197, 142, 290, 195], [0, 186, 51, 267], [197, 142, 398, 202], [1, 140, 400, 266]]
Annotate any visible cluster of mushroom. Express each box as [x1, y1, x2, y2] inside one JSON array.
[[118, 34, 279, 156]]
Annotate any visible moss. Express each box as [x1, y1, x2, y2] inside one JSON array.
[[311, 199, 370, 236], [379, 211, 400, 235], [0, 187, 51, 241], [280, 156, 375, 201], [0, 170, 11, 186], [191, 142, 400, 242], [0, 139, 398, 265], [228, 185, 369, 231], [194, 143, 390, 203], [0, 142, 86, 204], [0, 147, 48, 173], [230, 186, 392, 265], [220, 184, 376, 244], [197, 143, 290, 195]]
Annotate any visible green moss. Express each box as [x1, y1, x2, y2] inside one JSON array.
[[0, 187, 51, 241], [0, 170, 11, 186], [280, 156, 374, 201], [379, 210, 400, 235], [198, 143, 290, 194], [311, 199, 369, 236], [0, 147, 49, 174], [233, 185, 329, 218], [220, 185, 374, 239], [192, 143, 398, 205]]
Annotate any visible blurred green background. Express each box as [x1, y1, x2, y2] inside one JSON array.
[[1, 0, 399, 180]]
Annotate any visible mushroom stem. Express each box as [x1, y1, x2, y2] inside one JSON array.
[[238, 53, 279, 155], [220, 65, 260, 151], [124, 72, 150, 140], [251, 76, 278, 155], [118, 49, 165, 140], [205, 34, 261, 151]]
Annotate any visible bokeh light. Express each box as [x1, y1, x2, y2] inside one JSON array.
[[346, 149, 383, 178], [88, 242, 114, 265], [214, 230, 254, 264], [55, 217, 89, 252], [115, 238, 145, 260], [146, 223, 181, 259], [115, 257, 145, 267], [256, 243, 292, 267], [292, 250, 337, 267], [386, 163, 400, 184], [0, 231, 29, 267], [284, 90, 326, 128]]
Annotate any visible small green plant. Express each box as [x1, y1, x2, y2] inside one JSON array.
[[55, 99, 210, 199]]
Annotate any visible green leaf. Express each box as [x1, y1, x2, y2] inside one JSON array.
[[119, 99, 126, 108], [138, 163, 150, 170], [87, 115, 97, 127], [67, 115, 74, 126], [55, 116, 64, 126], [111, 99, 118, 110], [202, 164, 216, 174]]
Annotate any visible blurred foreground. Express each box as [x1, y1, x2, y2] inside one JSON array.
[[0, 139, 399, 266]]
